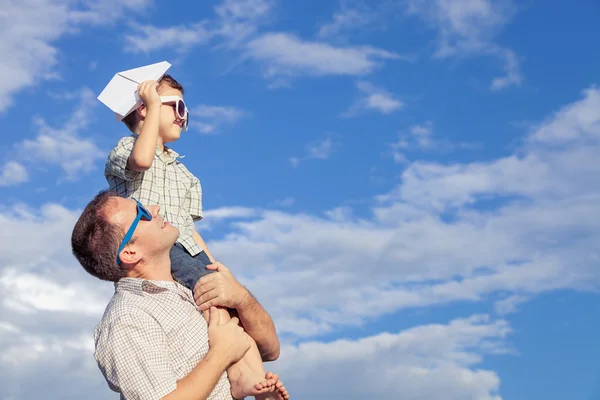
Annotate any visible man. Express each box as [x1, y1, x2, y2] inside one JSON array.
[[71, 191, 289, 400]]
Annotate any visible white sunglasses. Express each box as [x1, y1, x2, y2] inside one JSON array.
[[160, 96, 189, 131]]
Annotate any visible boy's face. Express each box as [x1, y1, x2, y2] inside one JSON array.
[[157, 83, 186, 143]]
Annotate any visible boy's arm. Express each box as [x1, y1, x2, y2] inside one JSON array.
[[127, 80, 162, 171], [193, 229, 216, 263]]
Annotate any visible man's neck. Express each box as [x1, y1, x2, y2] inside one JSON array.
[[127, 254, 173, 281]]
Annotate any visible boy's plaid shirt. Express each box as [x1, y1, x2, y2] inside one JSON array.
[[105, 134, 203, 256], [94, 278, 233, 399]]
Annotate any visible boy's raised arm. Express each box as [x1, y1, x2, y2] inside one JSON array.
[[128, 80, 162, 172]]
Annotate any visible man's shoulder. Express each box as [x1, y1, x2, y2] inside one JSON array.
[[97, 289, 147, 325]]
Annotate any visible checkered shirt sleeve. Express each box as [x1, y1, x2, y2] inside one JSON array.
[[95, 312, 177, 399], [182, 175, 203, 222], [105, 136, 139, 182]]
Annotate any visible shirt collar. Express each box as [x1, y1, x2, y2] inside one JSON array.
[[115, 277, 194, 303]]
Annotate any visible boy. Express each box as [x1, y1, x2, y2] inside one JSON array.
[[104, 74, 288, 400]]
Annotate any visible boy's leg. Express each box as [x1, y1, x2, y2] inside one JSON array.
[[170, 244, 286, 400]]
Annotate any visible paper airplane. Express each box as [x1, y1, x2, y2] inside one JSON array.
[[98, 61, 171, 121]]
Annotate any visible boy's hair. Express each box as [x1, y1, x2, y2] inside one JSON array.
[[122, 74, 185, 131], [71, 190, 124, 282]]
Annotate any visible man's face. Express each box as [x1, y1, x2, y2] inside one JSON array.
[[157, 84, 186, 143], [109, 197, 179, 262]]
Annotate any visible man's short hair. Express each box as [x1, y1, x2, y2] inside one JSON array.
[[71, 190, 124, 282], [122, 74, 185, 131]]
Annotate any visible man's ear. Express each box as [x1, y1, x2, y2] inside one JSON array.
[[118, 245, 142, 267]]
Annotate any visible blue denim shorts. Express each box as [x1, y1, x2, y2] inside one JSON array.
[[170, 243, 215, 291]]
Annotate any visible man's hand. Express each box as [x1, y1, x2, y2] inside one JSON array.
[[194, 262, 248, 311], [137, 80, 161, 109], [207, 307, 250, 365]]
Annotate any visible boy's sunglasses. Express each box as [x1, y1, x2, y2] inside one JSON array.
[[160, 95, 189, 131], [116, 198, 153, 265]]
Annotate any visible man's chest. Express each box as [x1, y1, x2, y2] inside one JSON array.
[[151, 294, 211, 378]]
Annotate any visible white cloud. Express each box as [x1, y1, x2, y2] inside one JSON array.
[[119, 0, 406, 83], [317, 7, 373, 39], [0, 0, 151, 112], [213, 0, 275, 45], [344, 80, 403, 116], [390, 121, 479, 162], [1, 269, 107, 315], [0, 161, 28, 186], [0, 199, 114, 398], [191, 105, 250, 134], [122, 0, 274, 53], [407, 0, 522, 90], [271, 314, 510, 399], [494, 294, 529, 315], [124, 22, 212, 54], [17, 88, 104, 180], [245, 33, 403, 78], [199, 206, 258, 230], [290, 136, 336, 167], [198, 86, 600, 338]]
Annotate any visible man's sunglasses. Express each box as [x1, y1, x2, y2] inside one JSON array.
[[160, 95, 189, 131], [116, 198, 153, 265]]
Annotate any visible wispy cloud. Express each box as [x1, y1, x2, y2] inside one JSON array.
[[246, 33, 404, 78], [122, 0, 274, 53], [0, 0, 152, 113], [191, 105, 250, 134], [119, 0, 407, 83], [290, 136, 336, 167], [390, 121, 479, 163], [407, 0, 522, 91], [16, 88, 104, 180], [317, 6, 374, 39], [124, 22, 212, 54], [344, 81, 403, 116], [0, 161, 28, 187]]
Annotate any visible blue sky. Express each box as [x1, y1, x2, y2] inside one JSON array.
[[1, 0, 599, 398]]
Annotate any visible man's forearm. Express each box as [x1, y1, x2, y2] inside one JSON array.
[[235, 292, 280, 361], [162, 347, 230, 400], [193, 230, 215, 263]]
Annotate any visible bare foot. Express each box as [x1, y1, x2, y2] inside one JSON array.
[[229, 361, 277, 399], [256, 373, 290, 400], [274, 380, 290, 400]]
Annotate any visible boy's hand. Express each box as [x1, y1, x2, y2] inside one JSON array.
[[207, 307, 250, 364], [137, 80, 161, 109], [194, 262, 249, 311]]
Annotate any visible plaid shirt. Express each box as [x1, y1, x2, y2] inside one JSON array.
[[94, 278, 233, 400], [105, 135, 203, 256]]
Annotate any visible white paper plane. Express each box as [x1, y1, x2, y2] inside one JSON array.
[[98, 61, 171, 121]]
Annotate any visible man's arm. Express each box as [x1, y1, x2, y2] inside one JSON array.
[[162, 346, 230, 400], [128, 81, 162, 171], [164, 308, 250, 400], [193, 229, 216, 263], [194, 263, 281, 361], [231, 289, 281, 361]]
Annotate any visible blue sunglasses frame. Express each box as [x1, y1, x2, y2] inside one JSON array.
[[116, 198, 153, 265]]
